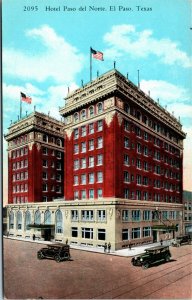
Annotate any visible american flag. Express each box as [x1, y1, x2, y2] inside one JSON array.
[[20, 92, 32, 104], [91, 47, 104, 61]]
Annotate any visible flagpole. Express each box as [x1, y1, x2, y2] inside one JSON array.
[[20, 93, 22, 119], [90, 47, 92, 82]]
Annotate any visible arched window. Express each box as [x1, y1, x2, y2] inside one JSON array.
[[136, 111, 141, 121], [74, 113, 79, 123], [55, 210, 63, 233], [43, 134, 48, 142], [9, 211, 14, 229], [44, 210, 51, 225], [25, 211, 31, 230], [56, 139, 62, 146], [97, 102, 103, 114], [51, 137, 55, 143], [124, 104, 130, 114], [143, 115, 148, 125], [17, 211, 22, 230], [34, 210, 41, 225], [89, 106, 94, 117], [81, 110, 86, 120]]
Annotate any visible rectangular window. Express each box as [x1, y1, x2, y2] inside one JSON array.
[[56, 173, 61, 181], [124, 189, 129, 199], [56, 185, 61, 193], [132, 210, 140, 221], [97, 154, 103, 166], [97, 172, 103, 183], [97, 210, 106, 221], [74, 144, 79, 154], [124, 137, 129, 148], [74, 175, 78, 185], [81, 158, 86, 169], [81, 142, 86, 153], [71, 210, 78, 221], [43, 160, 48, 168], [144, 146, 148, 156], [97, 137, 103, 149], [124, 120, 130, 131], [74, 128, 79, 139], [122, 229, 129, 240], [89, 189, 94, 199], [124, 155, 129, 166], [89, 123, 94, 134], [132, 227, 140, 239], [82, 210, 94, 221], [42, 184, 47, 192], [56, 162, 61, 170], [143, 191, 149, 200], [81, 190, 86, 199], [143, 210, 151, 220], [89, 173, 94, 184], [81, 126, 86, 137], [137, 143, 142, 153], [144, 132, 148, 141], [42, 172, 48, 180], [143, 177, 148, 186], [82, 228, 93, 239], [56, 151, 62, 159], [98, 229, 106, 240], [89, 156, 94, 167], [144, 161, 148, 171], [89, 139, 94, 151], [136, 175, 142, 185], [74, 159, 79, 170], [122, 210, 129, 221], [136, 190, 141, 200], [97, 120, 103, 132], [124, 172, 130, 183], [71, 227, 78, 237], [143, 227, 151, 237], [97, 189, 103, 198], [136, 159, 141, 169], [74, 191, 79, 200], [42, 147, 48, 155], [81, 174, 86, 185]]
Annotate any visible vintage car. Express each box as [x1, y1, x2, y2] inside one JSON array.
[[171, 235, 191, 247], [131, 245, 171, 269], [37, 244, 70, 262]]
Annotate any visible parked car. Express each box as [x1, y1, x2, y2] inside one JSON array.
[[37, 244, 70, 262], [131, 245, 171, 269], [171, 235, 191, 247]]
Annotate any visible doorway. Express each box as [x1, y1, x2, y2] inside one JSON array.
[[44, 229, 51, 241], [153, 230, 157, 242]]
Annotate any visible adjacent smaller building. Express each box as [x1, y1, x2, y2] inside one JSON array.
[[183, 190, 192, 236]]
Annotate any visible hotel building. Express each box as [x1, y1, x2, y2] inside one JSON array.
[[5, 69, 186, 250]]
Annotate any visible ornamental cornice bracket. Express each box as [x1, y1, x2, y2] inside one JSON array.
[[105, 111, 116, 127], [65, 128, 73, 139]]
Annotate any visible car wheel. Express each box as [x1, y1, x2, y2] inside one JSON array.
[[55, 255, 61, 263], [63, 253, 70, 261], [165, 255, 171, 262], [131, 261, 136, 266], [142, 262, 149, 269], [37, 252, 44, 260]]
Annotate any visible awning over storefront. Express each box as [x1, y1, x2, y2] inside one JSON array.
[[27, 224, 55, 229], [152, 225, 177, 231]]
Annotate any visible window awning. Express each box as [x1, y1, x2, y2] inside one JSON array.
[[27, 224, 55, 229], [152, 225, 176, 231]]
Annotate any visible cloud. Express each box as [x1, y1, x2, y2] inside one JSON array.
[[104, 25, 192, 68], [3, 25, 85, 83], [183, 126, 192, 192]]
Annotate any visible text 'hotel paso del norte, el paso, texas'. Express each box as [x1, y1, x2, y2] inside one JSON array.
[[5, 68, 186, 250]]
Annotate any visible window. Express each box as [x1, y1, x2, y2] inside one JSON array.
[[132, 210, 140, 221], [162, 211, 168, 220], [74, 159, 79, 170], [124, 189, 129, 199], [82, 210, 94, 221], [97, 154, 103, 165], [25, 211, 31, 230], [82, 227, 93, 239], [97, 120, 103, 131], [89, 139, 94, 151], [97, 210, 106, 221], [143, 177, 148, 186], [155, 165, 161, 175], [132, 227, 140, 239], [44, 210, 51, 225], [56, 151, 62, 159], [9, 211, 14, 229], [81, 125, 86, 137], [42, 147, 48, 155], [51, 161, 55, 168], [56, 173, 61, 181], [89, 156, 94, 167], [144, 161, 148, 171], [124, 137, 129, 148], [89, 106, 94, 117], [42, 172, 48, 180], [74, 112, 79, 122], [97, 172, 103, 183], [136, 175, 142, 185], [97, 102, 103, 113], [144, 132, 148, 141], [124, 172, 129, 183], [143, 227, 151, 237], [89, 173, 94, 184], [74, 128, 79, 139], [98, 229, 106, 240], [97, 189, 103, 198], [81, 142, 86, 153], [17, 211, 22, 230], [89, 189, 94, 199], [56, 139, 62, 146], [56, 185, 61, 193], [124, 120, 130, 131], [81, 110, 86, 120], [55, 210, 63, 233], [136, 159, 142, 169], [143, 210, 151, 220], [81, 174, 86, 185], [56, 162, 61, 170], [71, 210, 78, 221], [143, 191, 149, 200], [124, 104, 130, 113], [144, 146, 148, 156], [89, 123, 94, 134], [72, 227, 78, 237], [43, 160, 48, 168], [74, 144, 79, 154], [43, 134, 48, 142], [122, 229, 129, 240], [81, 158, 86, 169], [97, 137, 103, 148], [124, 155, 129, 166], [34, 210, 41, 224], [136, 190, 141, 200], [42, 184, 48, 192], [81, 190, 86, 199], [137, 143, 142, 153], [122, 210, 129, 221]]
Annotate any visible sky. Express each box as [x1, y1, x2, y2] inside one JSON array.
[[2, 0, 192, 203]]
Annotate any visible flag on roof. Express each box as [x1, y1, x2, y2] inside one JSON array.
[[91, 47, 104, 61], [20, 92, 32, 104]]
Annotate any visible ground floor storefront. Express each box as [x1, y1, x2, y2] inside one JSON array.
[[6, 198, 183, 250]]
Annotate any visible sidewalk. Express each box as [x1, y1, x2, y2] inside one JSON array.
[[4, 235, 173, 257]]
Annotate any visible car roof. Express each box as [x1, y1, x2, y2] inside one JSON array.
[[47, 243, 69, 248], [145, 246, 169, 251]]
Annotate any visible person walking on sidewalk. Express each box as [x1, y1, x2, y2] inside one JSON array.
[[108, 242, 111, 253], [104, 242, 107, 253]]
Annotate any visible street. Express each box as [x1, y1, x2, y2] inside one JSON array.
[[3, 238, 192, 299]]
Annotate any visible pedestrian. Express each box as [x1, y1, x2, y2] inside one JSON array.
[[128, 242, 132, 250], [7, 231, 9, 238], [104, 242, 107, 253], [66, 238, 68, 245], [108, 242, 111, 253], [160, 239, 163, 246], [33, 234, 35, 241]]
